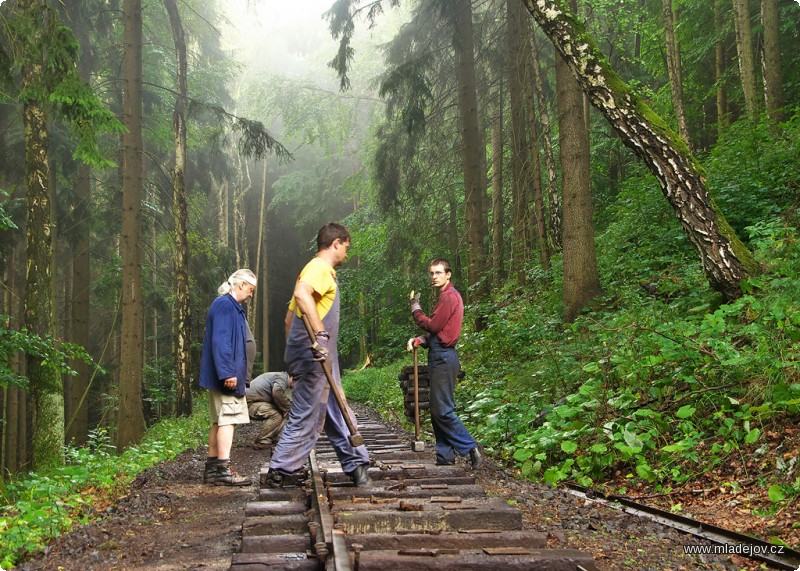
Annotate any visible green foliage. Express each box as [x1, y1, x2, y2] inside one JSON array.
[[706, 113, 800, 237], [341, 361, 406, 426], [0, 3, 123, 167], [0, 321, 95, 389], [0, 404, 208, 568], [0, 193, 17, 230], [338, 207, 430, 365], [49, 74, 125, 167], [455, 209, 800, 489]]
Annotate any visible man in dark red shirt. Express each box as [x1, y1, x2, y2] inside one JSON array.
[[407, 258, 484, 469]]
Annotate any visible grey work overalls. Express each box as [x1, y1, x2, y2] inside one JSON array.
[[269, 278, 369, 474]]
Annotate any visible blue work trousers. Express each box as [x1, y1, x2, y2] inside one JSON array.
[[427, 337, 477, 464]]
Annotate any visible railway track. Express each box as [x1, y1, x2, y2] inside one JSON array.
[[566, 483, 800, 571], [229, 415, 599, 570]]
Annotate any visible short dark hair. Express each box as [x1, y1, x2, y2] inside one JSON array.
[[317, 222, 350, 251], [429, 258, 451, 274]]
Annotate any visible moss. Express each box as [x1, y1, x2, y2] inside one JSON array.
[[708, 195, 760, 277]]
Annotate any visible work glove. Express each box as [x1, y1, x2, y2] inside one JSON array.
[[409, 290, 421, 314], [406, 336, 426, 352], [310, 330, 330, 362]]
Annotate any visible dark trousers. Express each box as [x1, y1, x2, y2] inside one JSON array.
[[427, 336, 477, 463]]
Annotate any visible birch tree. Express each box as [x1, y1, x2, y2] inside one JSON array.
[[521, 0, 757, 300]]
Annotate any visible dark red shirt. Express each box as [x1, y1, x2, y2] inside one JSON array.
[[413, 282, 463, 347]]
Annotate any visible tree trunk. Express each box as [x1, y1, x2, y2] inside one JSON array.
[[526, 51, 550, 270], [760, 0, 784, 122], [233, 154, 251, 270], [68, 159, 90, 443], [451, 0, 488, 293], [1, 273, 8, 474], [117, 0, 146, 449], [256, 161, 270, 371], [634, 0, 645, 59], [522, 0, 756, 300], [731, 0, 759, 119], [556, 0, 602, 323], [507, 0, 531, 283], [715, 0, 729, 130], [662, 0, 692, 148], [13, 238, 28, 472], [164, 0, 192, 417], [22, 40, 65, 471], [211, 173, 229, 248], [3, 387, 20, 474], [3, 239, 26, 473], [491, 90, 505, 290], [62, 0, 93, 445], [531, 36, 561, 251]]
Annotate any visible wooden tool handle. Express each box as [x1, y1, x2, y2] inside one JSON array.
[[299, 313, 363, 447]]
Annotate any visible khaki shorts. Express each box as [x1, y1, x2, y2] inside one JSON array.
[[209, 390, 250, 426]]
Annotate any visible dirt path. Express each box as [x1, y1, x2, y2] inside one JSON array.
[[20, 413, 761, 571], [21, 423, 265, 571]]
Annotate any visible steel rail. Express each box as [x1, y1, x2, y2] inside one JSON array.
[[566, 483, 800, 570], [309, 450, 352, 571]]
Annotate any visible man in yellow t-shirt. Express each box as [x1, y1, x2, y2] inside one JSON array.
[[265, 222, 371, 487]]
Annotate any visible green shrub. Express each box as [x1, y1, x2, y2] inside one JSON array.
[[342, 361, 407, 426], [0, 401, 207, 568]]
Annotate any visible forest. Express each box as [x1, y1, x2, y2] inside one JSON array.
[[1, 0, 799, 565]]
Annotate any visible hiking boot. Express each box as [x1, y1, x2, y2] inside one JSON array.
[[203, 457, 218, 484], [435, 458, 455, 466], [264, 467, 308, 488], [213, 460, 251, 486], [469, 443, 485, 470], [346, 464, 372, 487]]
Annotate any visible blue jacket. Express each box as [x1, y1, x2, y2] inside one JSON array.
[[199, 294, 248, 397]]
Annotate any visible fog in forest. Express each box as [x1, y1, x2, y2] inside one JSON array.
[[215, 1, 404, 368]]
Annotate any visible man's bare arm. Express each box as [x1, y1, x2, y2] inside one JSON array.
[[293, 281, 325, 334]]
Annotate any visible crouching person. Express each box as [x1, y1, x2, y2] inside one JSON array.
[[247, 372, 293, 449]]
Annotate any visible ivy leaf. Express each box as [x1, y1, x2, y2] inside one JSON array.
[[513, 448, 533, 462], [662, 441, 687, 453], [768, 484, 786, 503], [622, 428, 644, 451], [676, 405, 696, 419], [636, 463, 656, 482], [744, 428, 761, 444], [561, 441, 578, 454]]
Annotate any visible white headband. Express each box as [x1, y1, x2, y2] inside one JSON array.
[[230, 275, 257, 287]]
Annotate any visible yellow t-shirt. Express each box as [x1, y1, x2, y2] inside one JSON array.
[[288, 257, 337, 320]]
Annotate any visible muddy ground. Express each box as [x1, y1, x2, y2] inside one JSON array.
[[20, 409, 773, 571]]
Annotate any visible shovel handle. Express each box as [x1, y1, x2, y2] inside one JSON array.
[[299, 313, 364, 447], [413, 346, 421, 440]]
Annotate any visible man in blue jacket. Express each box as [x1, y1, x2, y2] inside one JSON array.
[[199, 269, 257, 486]]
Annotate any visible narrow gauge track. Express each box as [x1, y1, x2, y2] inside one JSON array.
[[566, 483, 800, 570], [229, 416, 599, 570]]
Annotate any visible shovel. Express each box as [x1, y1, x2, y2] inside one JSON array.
[[300, 313, 364, 448], [412, 346, 425, 452]]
